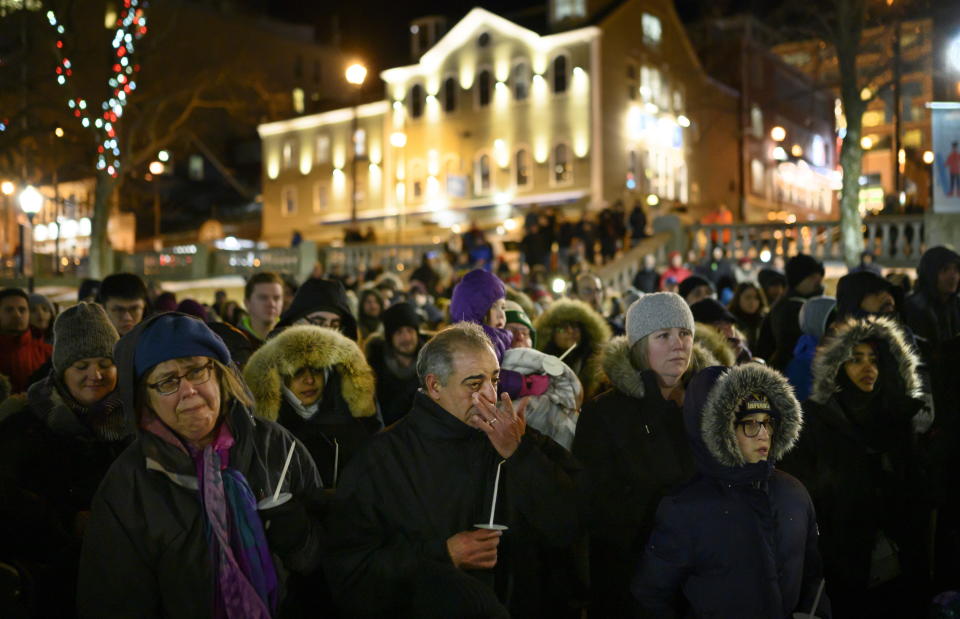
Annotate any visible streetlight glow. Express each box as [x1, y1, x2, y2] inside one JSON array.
[[345, 63, 367, 86], [54, 127, 64, 138], [923, 150, 935, 165], [158, 150, 170, 162], [860, 136, 874, 150], [770, 126, 786, 142], [148, 161, 164, 175], [1, 181, 14, 195], [18, 185, 43, 215]]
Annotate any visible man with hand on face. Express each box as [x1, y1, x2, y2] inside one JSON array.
[[324, 323, 582, 619]]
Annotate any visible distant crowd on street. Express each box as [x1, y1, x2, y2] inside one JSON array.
[[3, 220, 960, 618]]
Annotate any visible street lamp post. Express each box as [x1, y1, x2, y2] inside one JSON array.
[[345, 63, 367, 226], [18, 185, 43, 292]]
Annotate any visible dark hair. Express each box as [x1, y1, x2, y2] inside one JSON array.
[[729, 282, 768, 317], [98, 273, 148, 304], [244, 272, 284, 301], [0, 287, 29, 305]]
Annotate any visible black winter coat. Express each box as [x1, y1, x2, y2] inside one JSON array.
[[572, 337, 714, 618], [364, 333, 423, 427], [323, 392, 583, 619], [755, 292, 809, 370], [0, 377, 130, 618], [778, 317, 932, 616]]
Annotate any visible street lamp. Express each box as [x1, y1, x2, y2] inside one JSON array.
[[18, 185, 43, 292], [345, 62, 367, 226], [770, 126, 786, 142]]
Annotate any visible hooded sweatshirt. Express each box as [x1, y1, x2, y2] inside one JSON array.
[[904, 246, 960, 346], [272, 278, 359, 341], [633, 365, 829, 619]]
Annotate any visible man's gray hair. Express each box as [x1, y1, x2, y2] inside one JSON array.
[[416, 322, 494, 387]]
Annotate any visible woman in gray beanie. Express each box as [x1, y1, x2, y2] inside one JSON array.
[[0, 302, 129, 617], [572, 292, 719, 618]]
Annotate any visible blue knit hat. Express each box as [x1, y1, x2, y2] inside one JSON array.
[[449, 269, 506, 324], [134, 313, 231, 378]]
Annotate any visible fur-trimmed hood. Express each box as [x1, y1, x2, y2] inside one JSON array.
[[694, 322, 736, 367], [534, 298, 611, 352], [685, 365, 803, 476], [534, 298, 612, 397], [600, 336, 718, 400], [244, 325, 377, 421], [810, 316, 922, 405]]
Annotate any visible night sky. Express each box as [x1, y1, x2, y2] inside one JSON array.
[[265, 0, 789, 76]]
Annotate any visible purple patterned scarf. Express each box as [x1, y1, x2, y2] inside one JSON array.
[[193, 422, 279, 619]]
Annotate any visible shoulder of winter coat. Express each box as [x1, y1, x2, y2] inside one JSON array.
[[810, 316, 922, 405], [244, 325, 377, 421], [599, 336, 719, 400], [363, 333, 387, 360], [695, 323, 736, 367], [700, 363, 803, 467], [533, 298, 612, 352]]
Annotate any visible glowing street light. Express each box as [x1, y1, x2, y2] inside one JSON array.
[[18, 185, 43, 216], [860, 136, 874, 150], [148, 160, 165, 175], [158, 150, 170, 162], [54, 127, 64, 138], [1, 181, 14, 195], [770, 126, 786, 142], [345, 63, 368, 86], [923, 150, 935, 165]]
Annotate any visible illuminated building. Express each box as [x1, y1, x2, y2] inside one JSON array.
[[258, 0, 705, 245]]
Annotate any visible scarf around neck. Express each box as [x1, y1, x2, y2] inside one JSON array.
[[191, 421, 278, 619]]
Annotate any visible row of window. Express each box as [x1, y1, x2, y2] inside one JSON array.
[[406, 54, 570, 120]]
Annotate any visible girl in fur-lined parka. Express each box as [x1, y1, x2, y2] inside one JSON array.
[[573, 292, 717, 618], [779, 316, 931, 618], [633, 364, 830, 619], [244, 325, 382, 489], [534, 297, 612, 400]]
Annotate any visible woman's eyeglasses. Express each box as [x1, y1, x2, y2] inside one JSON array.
[[148, 362, 215, 396]]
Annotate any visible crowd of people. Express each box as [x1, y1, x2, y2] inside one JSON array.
[[1, 239, 960, 618]]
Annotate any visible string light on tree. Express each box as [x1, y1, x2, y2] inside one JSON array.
[[46, 0, 148, 177]]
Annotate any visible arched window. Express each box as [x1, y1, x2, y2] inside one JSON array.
[[443, 76, 457, 113], [513, 61, 530, 101], [552, 55, 568, 94], [516, 149, 531, 188], [409, 84, 424, 119], [553, 143, 570, 184], [477, 69, 493, 107], [475, 154, 491, 193]]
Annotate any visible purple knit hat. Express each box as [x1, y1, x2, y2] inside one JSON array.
[[449, 269, 512, 361], [450, 269, 507, 324], [450, 269, 506, 323]]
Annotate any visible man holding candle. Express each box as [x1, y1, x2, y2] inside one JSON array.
[[324, 322, 583, 619]]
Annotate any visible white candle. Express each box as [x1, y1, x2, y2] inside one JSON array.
[[488, 459, 506, 526]]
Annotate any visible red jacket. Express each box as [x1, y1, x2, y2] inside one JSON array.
[[0, 330, 52, 394]]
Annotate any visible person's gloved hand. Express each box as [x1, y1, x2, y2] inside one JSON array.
[[519, 374, 550, 397], [259, 498, 311, 555]]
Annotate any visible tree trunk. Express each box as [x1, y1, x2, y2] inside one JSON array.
[[839, 118, 865, 267], [89, 170, 116, 279]]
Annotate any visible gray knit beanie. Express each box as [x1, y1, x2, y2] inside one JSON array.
[[53, 302, 119, 375], [626, 292, 695, 347]]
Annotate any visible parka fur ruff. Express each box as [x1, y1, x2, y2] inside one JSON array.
[[700, 364, 803, 467], [534, 298, 613, 396], [809, 316, 923, 405], [695, 322, 737, 368], [600, 336, 719, 400], [244, 325, 377, 421]]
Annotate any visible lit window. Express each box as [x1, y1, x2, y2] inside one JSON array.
[[513, 62, 530, 101], [292, 88, 305, 114], [476, 154, 491, 193], [281, 186, 297, 216], [552, 55, 568, 94], [354, 128, 366, 158], [282, 141, 295, 170], [409, 84, 424, 119], [642, 13, 662, 45], [553, 143, 570, 184], [750, 105, 763, 138], [315, 134, 330, 164], [516, 149, 530, 188], [313, 182, 329, 213], [553, 0, 585, 21], [189, 155, 204, 181], [443, 76, 457, 113], [751, 159, 765, 195], [477, 69, 493, 107]]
